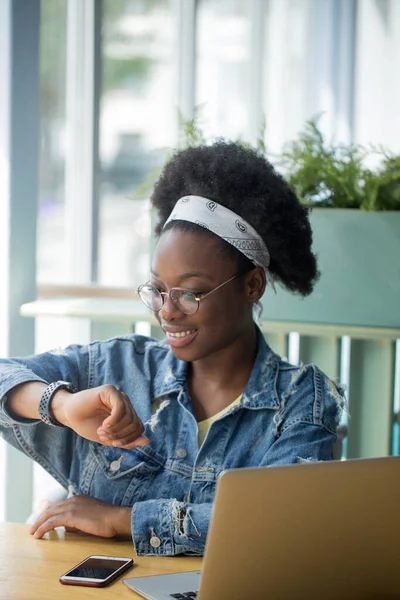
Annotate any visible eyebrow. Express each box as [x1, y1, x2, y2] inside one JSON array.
[[151, 270, 214, 282]]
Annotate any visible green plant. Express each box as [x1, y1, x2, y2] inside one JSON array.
[[362, 155, 400, 211], [280, 119, 400, 211]]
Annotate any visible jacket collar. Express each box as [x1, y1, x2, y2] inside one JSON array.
[[153, 327, 281, 410]]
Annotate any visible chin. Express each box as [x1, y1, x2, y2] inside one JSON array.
[[166, 338, 212, 363], [168, 338, 225, 364], [168, 345, 200, 362], [164, 328, 235, 362]]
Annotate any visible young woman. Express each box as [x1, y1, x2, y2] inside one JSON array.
[[0, 142, 344, 556]]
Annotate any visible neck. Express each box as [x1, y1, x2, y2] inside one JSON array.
[[189, 324, 258, 390]]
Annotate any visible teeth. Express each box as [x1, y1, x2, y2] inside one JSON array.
[[167, 330, 195, 338]]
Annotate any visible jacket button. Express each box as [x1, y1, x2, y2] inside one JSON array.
[[110, 460, 121, 472], [176, 448, 187, 459], [150, 535, 162, 548]]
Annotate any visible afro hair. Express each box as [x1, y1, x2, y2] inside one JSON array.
[[151, 141, 319, 296]]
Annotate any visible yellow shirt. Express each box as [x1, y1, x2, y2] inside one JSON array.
[[197, 395, 242, 446]]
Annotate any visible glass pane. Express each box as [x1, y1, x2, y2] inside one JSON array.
[[98, 0, 176, 287], [33, 0, 69, 526], [37, 0, 68, 283], [354, 0, 400, 151], [263, 0, 313, 154], [196, 0, 251, 139]]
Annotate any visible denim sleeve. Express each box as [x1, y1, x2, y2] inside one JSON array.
[[0, 344, 90, 488], [0, 343, 90, 426], [265, 364, 345, 465], [261, 422, 336, 465], [132, 499, 211, 556]]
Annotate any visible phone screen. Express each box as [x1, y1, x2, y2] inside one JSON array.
[[60, 555, 133, 587], [67, 557, 127, 579]]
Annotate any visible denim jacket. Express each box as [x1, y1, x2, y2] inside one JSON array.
[[0, 328, 344, 556]]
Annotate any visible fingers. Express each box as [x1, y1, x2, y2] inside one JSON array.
[[29, 500, 69, 538], [28, 496, 118, 539], [99, 417, 143, 441], [111, 434, 150, 449], [30, 514, 70, 539], [97, 425, 149, 448], [97, 389, 147, 448], [101, 412, 143, 439], [102, 391, 141, 432], [102, 391, 134, 428]]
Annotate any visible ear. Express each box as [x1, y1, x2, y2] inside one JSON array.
[[244, 267, 266, 303]]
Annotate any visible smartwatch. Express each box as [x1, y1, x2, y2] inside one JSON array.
[[38, 381, 77, 427]]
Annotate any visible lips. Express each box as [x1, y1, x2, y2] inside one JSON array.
[[163, 328, 198, 348]]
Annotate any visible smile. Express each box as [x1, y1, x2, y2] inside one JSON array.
[[164, 329, 198, 348], [167, 329, 196, 338]]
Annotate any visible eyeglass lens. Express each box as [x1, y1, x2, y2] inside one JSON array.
[[139, 286, 199, 315]]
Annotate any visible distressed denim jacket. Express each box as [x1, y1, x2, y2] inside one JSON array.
[[0, 328, 344, 556]]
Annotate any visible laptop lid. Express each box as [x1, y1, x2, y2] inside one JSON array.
[[198, 457, 400, 600]]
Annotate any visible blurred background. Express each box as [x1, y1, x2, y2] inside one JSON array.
[[1, 0, 400, 522]]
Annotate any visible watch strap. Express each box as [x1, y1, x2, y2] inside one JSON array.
[[38, 381, 77, 427]]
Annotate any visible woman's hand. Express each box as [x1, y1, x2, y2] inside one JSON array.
[[29, 495, 132, 539], [52, 384, 149, 449]]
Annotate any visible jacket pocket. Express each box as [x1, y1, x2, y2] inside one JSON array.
[[88, 444, 164, 505]]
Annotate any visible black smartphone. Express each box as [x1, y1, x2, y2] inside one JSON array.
[[59, 554, 134, 587]]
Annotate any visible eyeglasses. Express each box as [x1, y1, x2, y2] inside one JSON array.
[[137, 269, 251, 315]]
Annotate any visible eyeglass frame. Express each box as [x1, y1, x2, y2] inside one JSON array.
[[136, 268, 253, 315]]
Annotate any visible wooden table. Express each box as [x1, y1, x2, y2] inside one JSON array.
[[0, 522, 202, 599]]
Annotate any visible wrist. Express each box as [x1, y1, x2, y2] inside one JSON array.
[[51, 389, 73, 427], [113, 506, 132, 537]]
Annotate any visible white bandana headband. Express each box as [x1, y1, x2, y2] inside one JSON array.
[[164, 195, 276, 320]]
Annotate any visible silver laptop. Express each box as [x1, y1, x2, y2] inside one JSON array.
[[124, 457, 400, 599]]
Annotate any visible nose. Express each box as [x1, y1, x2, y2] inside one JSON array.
[[159, 292, 182, 321]]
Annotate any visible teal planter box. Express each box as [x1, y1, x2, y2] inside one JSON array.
[[262, 209, 400, 328]]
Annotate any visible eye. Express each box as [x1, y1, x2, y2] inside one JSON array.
[[179, 290, 206, 304], [170, 289, 198, 303], [149, 282, 164, 292], [145, 285, 162, 297]]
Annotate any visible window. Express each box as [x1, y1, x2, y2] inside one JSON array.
[[98, 0, 177, 288], [196, 0, 252, 139], [37, 0, 68, 284]]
